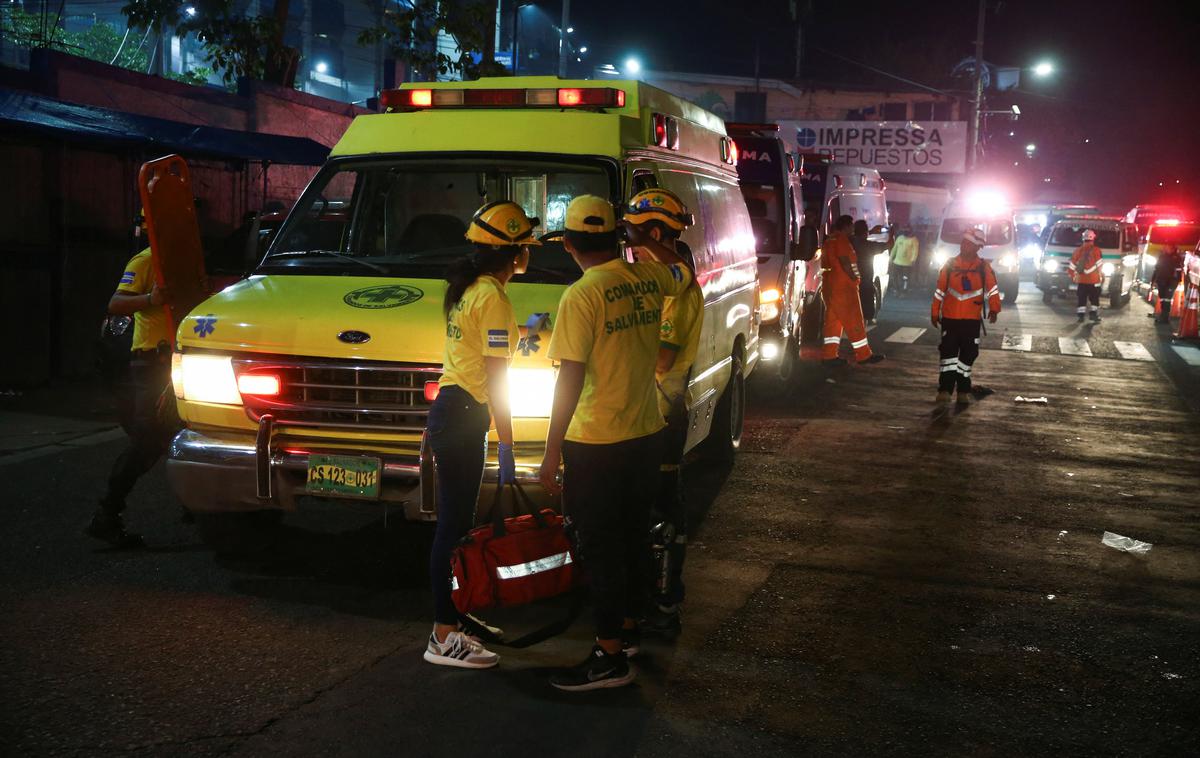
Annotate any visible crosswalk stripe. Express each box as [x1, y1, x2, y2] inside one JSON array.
[[1113, 341, 1155, 362], [1002, 334, 1032, 352], [1058, 337, 1093, 357], [885, 327, 926, 344], [1170, 344, 1200, 367]]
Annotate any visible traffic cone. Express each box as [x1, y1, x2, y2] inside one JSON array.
[[1171, 280, 1185, 317], [1177, 282, 1199, 339]]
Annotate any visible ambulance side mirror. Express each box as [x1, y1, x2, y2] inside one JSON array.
[[791, 225, 819, 261]]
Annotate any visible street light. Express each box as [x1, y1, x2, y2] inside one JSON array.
[[1033, 61, 1054, 77], [315, 61, 328, 74], [624, 57, 641, 75], [579, 46, 587, 53], [1025, 143, 1036, 152]]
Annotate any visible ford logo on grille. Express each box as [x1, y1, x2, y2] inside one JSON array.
[[337, 330, 371, 344]]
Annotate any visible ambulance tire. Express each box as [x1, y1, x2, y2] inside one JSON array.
[[1003, 285, 1018, 305], [705, 351, 744, 461], [777, 333, 800, 383], [1041, 289, 1054, 305], [873, 278, 883, 316], [196, 510, 283, 556], [799, 294, 824, 347]]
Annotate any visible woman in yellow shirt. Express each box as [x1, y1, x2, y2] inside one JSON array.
[[423, 201, 539, 669]]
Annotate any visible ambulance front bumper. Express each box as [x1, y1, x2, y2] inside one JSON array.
[[167, 426, 544, 520]]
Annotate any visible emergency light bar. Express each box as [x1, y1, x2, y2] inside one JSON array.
[[381, 87, 625, 111]]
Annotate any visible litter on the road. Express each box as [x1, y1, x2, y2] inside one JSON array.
[[1014, 396, 1049, 403], [1101, 531, 1153, 555]]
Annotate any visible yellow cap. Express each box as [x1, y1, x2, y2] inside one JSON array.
[[565, 195, 616, 233]]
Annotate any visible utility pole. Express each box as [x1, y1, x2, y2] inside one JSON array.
[[557, 0, 570, 78], [968, 0, 986, 172], [794, 20, 803, 80]]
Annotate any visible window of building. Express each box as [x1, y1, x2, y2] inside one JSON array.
[[912, 102, 934, 121], [881, 102, 907, 121], [933, 101, 953, 120]]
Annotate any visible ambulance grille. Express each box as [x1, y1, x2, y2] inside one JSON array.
[[234, 356, 441, 432]]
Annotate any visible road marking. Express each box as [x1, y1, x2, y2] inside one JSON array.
[[885, 327, 926, 344], [1002, 334, 1032, 352], [1170, 344, 1200, 367], [1113, 341, 1155, 362], [1058, 337, 1093, 357]]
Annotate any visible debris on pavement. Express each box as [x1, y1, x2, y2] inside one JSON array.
[[1014, 395, 1049, 403], [1101, 531, 1153, 555]]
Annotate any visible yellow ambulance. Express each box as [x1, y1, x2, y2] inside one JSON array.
[[167, 77, 760, 533]]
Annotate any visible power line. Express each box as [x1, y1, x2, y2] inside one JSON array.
[[810, 46, 951, 96]]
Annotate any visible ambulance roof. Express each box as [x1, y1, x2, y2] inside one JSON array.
[[329, 77, 732, 171]]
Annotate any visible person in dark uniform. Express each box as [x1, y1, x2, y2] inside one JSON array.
[[1152, 244, 1185, 324]]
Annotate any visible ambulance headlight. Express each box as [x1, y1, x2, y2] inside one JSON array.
[[999, 254, 1017, 269], [1122, 254, 1140, 268], [759, 288, 781, 322], [1021, 243, 1042, 259], [508, 367, 556, 417], [176, 353, 242, 405], [1101, 262, 1116, 277], [1042, 259, 1060, 273], [933, 248, 951, 267]]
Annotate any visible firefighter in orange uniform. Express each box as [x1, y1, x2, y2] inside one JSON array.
[[1068, 229, 1103, 323], [821, 214, 885, 366], [931, 227, 1001, 405]]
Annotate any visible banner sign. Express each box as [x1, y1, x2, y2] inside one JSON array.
[[777, 120, 968, 174]]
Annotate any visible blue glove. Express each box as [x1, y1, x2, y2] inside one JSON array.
[[498, 442, 517, 485]]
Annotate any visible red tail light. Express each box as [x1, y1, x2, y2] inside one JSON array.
[[237, 373, 281, 396], [424, 381, 441, 403], [653, 113, 668, 147], [557, 87, 625, 107], [729, 139, 738, 165], [381, 88, 432, 110]]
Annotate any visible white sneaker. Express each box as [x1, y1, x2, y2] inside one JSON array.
[[423, 629, 500, 669]]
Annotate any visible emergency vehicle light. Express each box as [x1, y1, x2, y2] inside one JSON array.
[[1157, 219, 1181, 226], [237, 373, 281, 396], [719, 137, 738, 165], [380, 87, 626, 111], [424, 381, 440, 403]]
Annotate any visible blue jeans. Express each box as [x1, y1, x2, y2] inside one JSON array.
[[427, 385, 491, 625]]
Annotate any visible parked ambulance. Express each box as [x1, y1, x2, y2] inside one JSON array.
[[165, 77, 760, 536], [726, 122, 810, 380]]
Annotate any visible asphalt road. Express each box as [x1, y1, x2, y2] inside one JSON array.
[[2, 281, 1198, 756]]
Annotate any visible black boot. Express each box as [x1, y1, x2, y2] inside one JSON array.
[[1159, 302, 1172, 323], [1089, 310, 1101, 323], [1076, 312, 1085, 323], [84, 506, 144, 549]]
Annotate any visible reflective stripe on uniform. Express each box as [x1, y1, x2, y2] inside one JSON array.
[[495, 551, 572, 580], [957, 360, 972, 376], [933, 289, 945, 301], [823, 336, 841, 345], [940, 358, 958, 373], [947, 288, 984, 300], [850, 337, 869, 349], [986, 286, 1000, 297], [1083, 262, 1101, 274]]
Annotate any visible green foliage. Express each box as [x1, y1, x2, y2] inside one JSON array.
[[358, 0, 497, 79], [121, 0, 288, 84], [0, 8, 149, 71]]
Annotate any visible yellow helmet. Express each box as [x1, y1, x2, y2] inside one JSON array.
[[625, 188, 694, 231], [465, 201, 542, 248]]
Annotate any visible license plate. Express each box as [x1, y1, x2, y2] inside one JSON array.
[[306, 455, 382, 499]]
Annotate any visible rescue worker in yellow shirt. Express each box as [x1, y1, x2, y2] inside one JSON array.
[[539, 195, 693, 691], [86, 212, 173, 548], [623, 188, 701, 638], [423, 201, 537, 670]]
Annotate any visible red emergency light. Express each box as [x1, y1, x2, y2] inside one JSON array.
[[424, 381, 441, 403], [380, 87, 626, 112], [237, 373, 281, 397], [1157, 219, 1181, 226]]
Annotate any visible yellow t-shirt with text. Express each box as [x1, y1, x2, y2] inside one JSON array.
[[438, 275, 518, 405], [548, 258, 693, 444], [657, 283, 703, 411], [117, 248, 170, 351]]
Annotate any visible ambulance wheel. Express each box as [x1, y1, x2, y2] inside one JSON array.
[[777, 334, 800, 383], [1003, 286, 1018, 305], [196, 510, 283, 555], [1041, 290, 1054, 305], [800, 294, 824, 347], [706, 352, 744, 460]]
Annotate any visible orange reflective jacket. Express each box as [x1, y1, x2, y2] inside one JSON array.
[[932, 255, 1001, 321], [1069, 243, 1103, 285], [820, 232, 861, 288]]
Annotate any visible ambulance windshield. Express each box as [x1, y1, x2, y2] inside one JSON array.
[[262, 157, 615, 284], [941, 217, 1013, 246], [1048, 224, 1119, 248]]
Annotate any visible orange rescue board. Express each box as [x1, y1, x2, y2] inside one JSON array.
[[138, 155, 207, 346]]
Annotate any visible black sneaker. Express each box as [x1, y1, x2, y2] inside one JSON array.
[[550, 645, 634, 692], [641, 604, 681, 639], [620, 627, 641, 658], [862, 354, 886, 365], [823, 357, 848, 368], [84, 509, 144, 549]]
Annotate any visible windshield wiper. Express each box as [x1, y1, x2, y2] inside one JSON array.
[[266, 250, 389, 275]]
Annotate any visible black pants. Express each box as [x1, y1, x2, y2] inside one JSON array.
[[1157, 282, 1176, 320], [563, 432, 661, 640], [938, 318, 982, 393], [1076, 283, 1100, 315], [427, 385, 491, 626], [102, 356, 174, 513], [653, 398, 689, 606]]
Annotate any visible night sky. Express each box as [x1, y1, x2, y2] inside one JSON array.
[[565, 0, 1199, 210]]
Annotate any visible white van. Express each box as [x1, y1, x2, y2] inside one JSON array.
[[930, 201, 1020, 303], [799, 155, 891, 318]]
